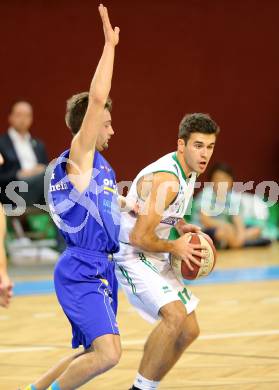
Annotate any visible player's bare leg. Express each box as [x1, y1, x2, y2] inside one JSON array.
[[137, 302, 199, 382], [32, 351, 86, 390], [53, 334, 121, 389]]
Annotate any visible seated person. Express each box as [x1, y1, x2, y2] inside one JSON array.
[[240, 192, 278, 241], [0, 101, 48, 207], [193, 163, 270, 248]]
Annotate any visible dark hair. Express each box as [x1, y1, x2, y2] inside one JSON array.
[[208, 162, 233, 181], [178, 113, 220, 144], [65, 92, 112, 135]]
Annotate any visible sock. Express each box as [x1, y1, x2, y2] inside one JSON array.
[[24, 386, 37, 390], [133, 373, 160, 390], [47, 381, 61, 390]]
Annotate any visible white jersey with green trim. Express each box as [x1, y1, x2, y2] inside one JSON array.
[[118, 152, 197, 262]]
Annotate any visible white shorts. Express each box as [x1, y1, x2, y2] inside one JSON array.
[[114, 244, 199, 323]]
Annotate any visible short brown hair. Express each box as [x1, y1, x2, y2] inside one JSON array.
[[178, 113, 220, 144], [65, 92, 112, 135]]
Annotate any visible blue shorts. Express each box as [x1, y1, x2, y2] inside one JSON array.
[[54, 246, 119, 349]]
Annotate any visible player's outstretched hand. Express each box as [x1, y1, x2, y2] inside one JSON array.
[[99, 4, 120, 47]]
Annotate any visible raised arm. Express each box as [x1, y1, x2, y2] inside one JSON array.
[[67, 4, 119, 192]]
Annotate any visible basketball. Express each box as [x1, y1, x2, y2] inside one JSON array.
[[170, 232, 217, 281]]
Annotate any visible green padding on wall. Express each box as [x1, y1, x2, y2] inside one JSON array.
[[268, 202, 279, 227]]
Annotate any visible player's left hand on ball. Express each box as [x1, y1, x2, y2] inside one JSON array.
[[180, 243, 206, 271], [175, 219, 201, 236], [172, 235, 206, 271], [99, 4, 120, 46], [181, 252, 202, 271]]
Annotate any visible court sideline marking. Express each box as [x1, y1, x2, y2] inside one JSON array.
[[1, 329, 279, 353]]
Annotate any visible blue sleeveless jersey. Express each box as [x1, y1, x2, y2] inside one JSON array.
[[48, 149, 120, 253]]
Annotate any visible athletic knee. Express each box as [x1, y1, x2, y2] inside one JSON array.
[[177, 320, 200, 349], [98, 346, 122, 370], [161, 302, 187, 332], [186, 321, 200, 342]]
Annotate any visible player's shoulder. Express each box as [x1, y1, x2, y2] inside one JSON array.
[[149, 171, 179, 184], [132, 152, 178, 188], [153, 151, 176, 165], [140, 152, 178, 176]]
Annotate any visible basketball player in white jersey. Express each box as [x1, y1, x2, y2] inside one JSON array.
[[114, 113, 220, 390]]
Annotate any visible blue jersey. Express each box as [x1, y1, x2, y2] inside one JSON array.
[[49, 149, 120, 254]]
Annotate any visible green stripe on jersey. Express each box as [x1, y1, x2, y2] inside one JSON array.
[[118, 265, 137, 294], [172, 153, 187, 181], [138, 253, 160, 274]]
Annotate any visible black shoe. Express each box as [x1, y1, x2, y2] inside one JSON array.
[[129, 387, 141, 390], [244, 237, 271, 247]]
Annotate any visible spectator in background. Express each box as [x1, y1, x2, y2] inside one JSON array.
[[193, 163, 271, 248], [0, 101, 48, 207]]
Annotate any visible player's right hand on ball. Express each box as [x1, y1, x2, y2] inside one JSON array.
[[99, 4, 120, 47], [171, 234, 206, 271]]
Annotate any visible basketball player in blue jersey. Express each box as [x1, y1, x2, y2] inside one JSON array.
[[24, 4, 121, 390]]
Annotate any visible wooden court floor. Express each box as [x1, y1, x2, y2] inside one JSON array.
[[0, 244, 279, 389]]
